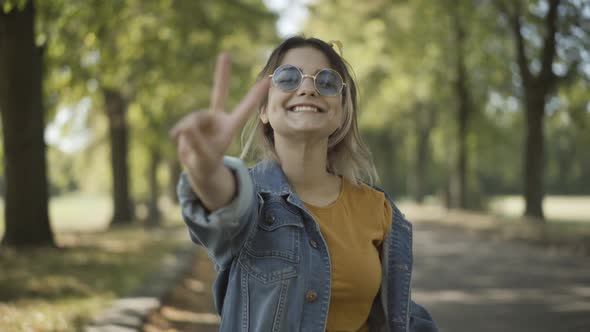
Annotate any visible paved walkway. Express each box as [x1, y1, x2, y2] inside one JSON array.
[[143, 248, 219, 332], [412, 223, 590, 332], [143, 223, 590, 332]]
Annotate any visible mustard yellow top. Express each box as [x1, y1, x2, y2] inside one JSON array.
[[304, 177, 393, 332]]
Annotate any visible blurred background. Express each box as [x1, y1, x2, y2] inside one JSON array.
[[0, 0, 588, 331]]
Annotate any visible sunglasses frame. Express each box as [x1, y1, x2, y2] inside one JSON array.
[[269, 64, 346, 97]]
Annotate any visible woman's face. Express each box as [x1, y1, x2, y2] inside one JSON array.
[[261, 47, 343, 144]]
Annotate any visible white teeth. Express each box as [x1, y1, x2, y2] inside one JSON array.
[[291, 105, 320, 112]]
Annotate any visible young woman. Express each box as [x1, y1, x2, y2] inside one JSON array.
[[171, 36, 438, 332]]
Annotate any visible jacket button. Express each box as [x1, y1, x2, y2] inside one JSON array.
[[309, 239, 318, 249], [305, 290, 318, 303], [266, 215, 276, 225]]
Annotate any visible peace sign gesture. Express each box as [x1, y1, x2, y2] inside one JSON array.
[[171, 54, 269, 209]]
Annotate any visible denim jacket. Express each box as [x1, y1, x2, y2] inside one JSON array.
[[178, 156, 438, 332]]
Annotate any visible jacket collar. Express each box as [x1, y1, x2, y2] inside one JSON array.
[[250, 159, 293, 196]]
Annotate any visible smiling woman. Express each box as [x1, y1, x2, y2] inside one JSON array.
[[171, 36, 438, 332], [261, 47, 344, 152]]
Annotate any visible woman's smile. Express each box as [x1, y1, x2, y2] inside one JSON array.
[[287, 104, 326, 113]]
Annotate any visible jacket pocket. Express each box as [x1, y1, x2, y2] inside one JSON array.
[[238, 198, 303, 283]]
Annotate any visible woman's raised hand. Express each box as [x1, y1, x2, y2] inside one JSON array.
[[170, 53, 269, 207]]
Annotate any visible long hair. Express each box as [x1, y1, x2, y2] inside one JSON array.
[[240, 36, 379, 186]]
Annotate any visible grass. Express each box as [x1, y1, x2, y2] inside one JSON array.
[[488, 195, 590, 223], [0, 193, 189, 332], [489, 196, 590, 252], [0, 193, 112, 237], [400, 195, 590, 256]]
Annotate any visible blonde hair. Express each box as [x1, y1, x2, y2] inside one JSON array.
[[239, 37, 379, 187]]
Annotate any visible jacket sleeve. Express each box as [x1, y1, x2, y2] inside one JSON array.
[[177, 156, 258, 270], [409, 300, 439, 332]]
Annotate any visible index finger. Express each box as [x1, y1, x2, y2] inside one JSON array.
[[228, 78, 270, 133], [210, 53, 231, 112]]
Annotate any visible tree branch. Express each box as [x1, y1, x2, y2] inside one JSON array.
[[558, 59, 580, 86], [539, 0, 560, 89], [511, 1, 533, 85], [493, 0, 532, 83]]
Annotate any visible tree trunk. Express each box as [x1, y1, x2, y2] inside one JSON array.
[[523, 91, 546, 219], [412, 132, 428, 203], [411, 105, 434, 204], [375, 130, 396, 193], [452, 8, 471, 209], [506, 0, 560, 221], [0, 2, 55, 247], [103, 88, 134, 225], [456, 97, 469, 209], [147, 148, 161, 227], [168, 159, 181, 204]]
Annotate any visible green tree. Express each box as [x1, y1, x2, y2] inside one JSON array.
[[304, 0, 589, 215], [36, 0, 277, 227], [0, 0, 55, 247], [493, 0, 587, 220]]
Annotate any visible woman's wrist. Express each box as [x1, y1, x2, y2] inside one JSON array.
[[190, 165, 236, 213]]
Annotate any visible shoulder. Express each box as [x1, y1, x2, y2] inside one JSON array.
[[347, 178, 388, 202], [345, 179, 397, 241], [359, 181, 413, 228], [348, 179, 393, 210]]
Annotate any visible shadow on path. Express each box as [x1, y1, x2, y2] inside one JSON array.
[[412, 223, 590, 332], [143, 248, 219, 332], [142, 221, 590, 332]]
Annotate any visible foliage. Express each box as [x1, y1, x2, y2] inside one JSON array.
[[1, 0, 28, 13], [2, 0, 587, 210], [34, 0, 278, 198], [304, 0, 590, 199], [0, 220, 187, 331]]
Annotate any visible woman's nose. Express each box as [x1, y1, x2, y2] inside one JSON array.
[[297, 76, 317, 96]]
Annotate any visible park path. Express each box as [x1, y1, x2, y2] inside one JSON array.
[[143, 248, 220, 332], [143, 222, 590, 332], [412, 223, 590, 332]]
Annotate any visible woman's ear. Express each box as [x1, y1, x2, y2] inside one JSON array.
[[260, 105, 269, 124]]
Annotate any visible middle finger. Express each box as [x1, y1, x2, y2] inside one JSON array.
[[210, 53, 231, 112]]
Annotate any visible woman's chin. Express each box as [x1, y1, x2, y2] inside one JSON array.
[[276, 126, 336, 141]]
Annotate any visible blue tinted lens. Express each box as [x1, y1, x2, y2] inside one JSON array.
[[273, 66, 301, 91], [316, 69, 343, 96]]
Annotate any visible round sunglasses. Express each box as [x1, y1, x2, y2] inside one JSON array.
[[269, 64, 346, 97]]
